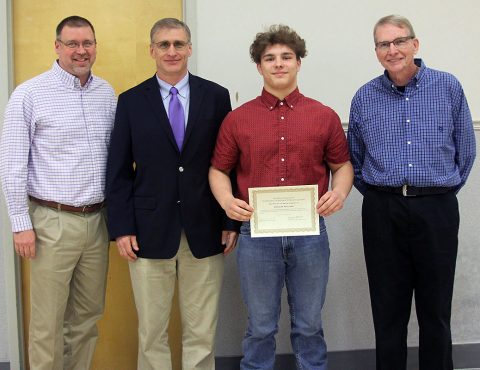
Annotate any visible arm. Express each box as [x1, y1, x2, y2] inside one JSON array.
[[116, 235, 139, 262], [451, 81, 476, 192], [208, 166, 253, 222], [347, 96, 367, 195], [0, 86, 37, 258], [105, 94, 138, 260], [221, 230, 239, 256], [317, 161, 354, 217]]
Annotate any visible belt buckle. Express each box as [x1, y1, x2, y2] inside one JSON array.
[[402, 185, 416, 197]]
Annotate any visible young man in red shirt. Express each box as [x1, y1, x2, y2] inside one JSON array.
[[209, 25, 353, 370]]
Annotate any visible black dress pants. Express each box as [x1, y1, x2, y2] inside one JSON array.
[[362, 189, 459, 370]]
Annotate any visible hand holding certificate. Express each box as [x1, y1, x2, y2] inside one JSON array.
[[248, 185, 319, 237]]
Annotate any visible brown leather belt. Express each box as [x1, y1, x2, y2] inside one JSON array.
[[29, 196, 105, 213]]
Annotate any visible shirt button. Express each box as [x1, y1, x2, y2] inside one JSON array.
[[281, 178, 285, 182], [281, 137, 285, 140], [407, 141, 411, 145], [280, 116, 285, 120], [179, 166, 184, 172], [270, 106, 273, 110], [290, 105, 293, 108], [408, 164, 413, 167], [281, 158, 285, 162], [406, 97, 409, 101], [280, 102, 284, 106], [406, 119, 410, 123]]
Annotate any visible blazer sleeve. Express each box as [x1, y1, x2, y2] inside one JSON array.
[[215, 87, 241, 232], [106, 93, 137, 239]]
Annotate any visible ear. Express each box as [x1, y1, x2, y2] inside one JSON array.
[[412, 38, 420, 54], [149, 45, 155, 59], [296, 58, 301, 71], [256, 63, 263, 76], [54, 40, 61, 55]]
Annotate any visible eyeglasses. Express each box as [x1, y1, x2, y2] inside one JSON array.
[[57, 39, 97, 49], [375, 36, 414, 52], [152, 41, 190, 51]]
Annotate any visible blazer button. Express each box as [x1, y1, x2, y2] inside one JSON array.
[[178, 166, 184, 172], [177, 200, 181, 204]]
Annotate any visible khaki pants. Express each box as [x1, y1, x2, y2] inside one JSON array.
[[129, 233, 224, 370], [28, 202, 109, 370]]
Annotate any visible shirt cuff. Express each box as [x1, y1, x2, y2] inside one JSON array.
[[10, 214, 33, 233]]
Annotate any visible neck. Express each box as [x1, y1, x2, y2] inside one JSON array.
[[157, 71, 188, 86], [389, 64, 418, 87], [79, 75, 89, 86], [264, 85, 297, 101]]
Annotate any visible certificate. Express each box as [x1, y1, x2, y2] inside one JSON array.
[[248, 185, 319, 237]]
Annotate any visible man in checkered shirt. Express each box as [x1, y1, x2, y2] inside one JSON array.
[[348, 15, 476, 370], [0, 16, 116, 370]]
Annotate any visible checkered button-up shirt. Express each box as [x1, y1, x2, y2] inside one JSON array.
[[348, 59, 476, 195], [0, 61, 117, 232]]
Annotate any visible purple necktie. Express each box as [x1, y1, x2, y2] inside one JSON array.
[[168, 87, 185, 150]]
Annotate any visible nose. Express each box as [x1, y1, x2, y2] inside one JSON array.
[[388, 42, 398, 53], [76, 44, 87, 54], [274, 57, 283, 67], [166, 44, 177, 55]]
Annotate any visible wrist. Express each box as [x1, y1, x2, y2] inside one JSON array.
[[220, 193, 235, 211]]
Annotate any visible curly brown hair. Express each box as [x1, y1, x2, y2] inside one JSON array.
[[250, 24, 307, 64]]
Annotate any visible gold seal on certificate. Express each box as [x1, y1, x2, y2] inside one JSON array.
[[248, 185, 319, 238]]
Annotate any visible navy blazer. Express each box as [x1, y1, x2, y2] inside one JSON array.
[[106, 73, 233, 259]]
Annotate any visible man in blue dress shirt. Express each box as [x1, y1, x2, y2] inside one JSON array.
[[348, 14, 476, 370]]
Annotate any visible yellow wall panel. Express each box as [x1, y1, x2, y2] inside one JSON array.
[[14, 0, 184, 369], [13, 0, 182, 94]]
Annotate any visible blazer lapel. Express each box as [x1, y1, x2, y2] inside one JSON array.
[[183, 74, 204, 149], [144, 75, 179, 152]]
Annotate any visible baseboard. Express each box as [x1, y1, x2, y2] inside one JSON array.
[[1, 343, 477, 370], [215, 343, 480, 370]]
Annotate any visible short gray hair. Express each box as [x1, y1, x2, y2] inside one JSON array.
[[373, 15, 416, 43], [150, 18, 191, 43]]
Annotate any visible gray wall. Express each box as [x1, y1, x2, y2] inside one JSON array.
[[184, 0, 480, 357], [0, 0, 11, 363], [1, 1, 23, 368], [0, 241, 7, 362], [1, 0, 479, 366], [186, 0, 480, 121], [215, 134, 480, 356]]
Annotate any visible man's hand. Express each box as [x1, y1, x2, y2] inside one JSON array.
[[222, 230, 239, 255], [116, 235, 139, 262], [209, 166, 254, 222], [224, 196, 254, 222], [13, 229, 36, 259], [317, 161, 353, 217], [316, 189, 346, 217]]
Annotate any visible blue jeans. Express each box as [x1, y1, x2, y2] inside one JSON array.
[[237, 219, 330, 370]]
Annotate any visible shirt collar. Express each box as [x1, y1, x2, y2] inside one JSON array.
[[52, 60, 93, 89], [157, 73, 190, 101], [381, 58, 426, 90], [260, 87, 301, 110]]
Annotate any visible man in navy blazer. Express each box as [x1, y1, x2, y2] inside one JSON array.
[[106, 18, 237, 370]]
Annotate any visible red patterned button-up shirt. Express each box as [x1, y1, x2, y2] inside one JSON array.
[[212, 88, 349, 202]]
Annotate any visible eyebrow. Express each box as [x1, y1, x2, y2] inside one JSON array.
[[262, 52, 295, 59], [154, 39, 188, 43]]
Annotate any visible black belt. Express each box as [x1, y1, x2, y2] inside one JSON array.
[[368, 185, 453, 197]]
